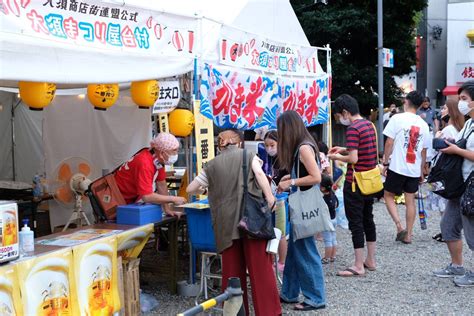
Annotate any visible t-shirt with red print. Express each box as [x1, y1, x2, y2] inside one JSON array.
[[345, 119, 378, 183], [383, 112, 430, 177], [114, 149, 166, 204]]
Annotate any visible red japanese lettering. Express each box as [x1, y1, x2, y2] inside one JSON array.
[[121, 25, 137, 47], [63, 16, 78, 39], [26, 10, 49, 34], [242, 77, 266, 126], [305, 81, 320, 124]]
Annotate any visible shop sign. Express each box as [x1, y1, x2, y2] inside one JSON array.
[[1, 0, 196, 55], [456, 63, 474, 83], [152, 81, 181, 114], [219, 26, 323, 76]]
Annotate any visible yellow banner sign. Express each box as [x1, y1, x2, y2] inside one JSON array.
[[158, 114, 170, 133], [193, 100, 215, 175]]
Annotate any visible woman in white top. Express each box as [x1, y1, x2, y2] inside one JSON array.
[[431, 98, 465, 242]]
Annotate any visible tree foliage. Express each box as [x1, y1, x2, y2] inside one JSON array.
[[292, 0, 427, 115]]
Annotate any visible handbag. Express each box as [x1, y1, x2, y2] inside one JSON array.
[[461, 171, 474, 217], [289, 144, 334, 241], [87, 148, 148, 221], [428, 121, 473, 199], [238, 149, 276, 240], [352, 122, 383, 195]]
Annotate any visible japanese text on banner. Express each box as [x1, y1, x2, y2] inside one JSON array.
[[200, 63, 330, 130], [219, 26, 324, 76], [1, 0, 197, 55]]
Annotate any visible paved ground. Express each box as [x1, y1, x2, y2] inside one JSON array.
[[141, 199, 473, 315]]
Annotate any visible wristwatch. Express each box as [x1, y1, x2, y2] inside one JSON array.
[[290, 179, 296, 187]]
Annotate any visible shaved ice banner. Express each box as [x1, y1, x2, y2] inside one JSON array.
[[200, 63, 330, 130]]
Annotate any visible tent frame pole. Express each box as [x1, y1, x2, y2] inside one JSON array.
[[11, 97, 21, 181]]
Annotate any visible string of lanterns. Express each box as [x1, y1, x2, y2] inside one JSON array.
[[17, 80, 195, 137]]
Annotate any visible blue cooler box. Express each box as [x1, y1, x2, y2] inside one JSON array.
[[117, 203, 162, 225]]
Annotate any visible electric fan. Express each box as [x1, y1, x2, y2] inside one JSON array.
[[49, 157, 94, 231]]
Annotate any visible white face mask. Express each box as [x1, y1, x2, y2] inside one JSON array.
[[339, 117, 351, 126], [458, 100, 473, 116], [165, 154, 179, 165], [267, 148, 277, 157]]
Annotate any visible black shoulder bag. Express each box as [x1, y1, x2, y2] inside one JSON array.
[[238, 149, 276, 240]]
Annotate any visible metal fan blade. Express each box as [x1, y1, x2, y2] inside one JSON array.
[[58, 163, 73, 182], [56, 186, 73, 203], [78, 162, 91, 177]]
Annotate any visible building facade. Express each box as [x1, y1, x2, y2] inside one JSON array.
[[417, 0, 448, 108], [444, 0, 474, 97]]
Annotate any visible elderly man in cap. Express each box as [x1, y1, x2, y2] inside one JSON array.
[[114, 132, 186, 216]]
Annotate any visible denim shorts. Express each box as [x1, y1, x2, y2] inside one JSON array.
[[441, 198, 474, 250]]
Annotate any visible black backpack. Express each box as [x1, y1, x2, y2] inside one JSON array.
[[428, 121, 473, 199]]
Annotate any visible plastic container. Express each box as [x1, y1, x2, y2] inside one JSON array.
[[275, 193, 290, 236], [19, 218, 34, 255], [185, 204, 216, 252], [117, 204, 163, 225]]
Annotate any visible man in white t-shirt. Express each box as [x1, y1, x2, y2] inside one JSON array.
[[382, 91, 430, 244]]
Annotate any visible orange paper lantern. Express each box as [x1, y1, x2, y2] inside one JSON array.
[[131, 80, 159, 109], [18, 81, 56, 111], [169, 109, 195, 137], [87, 84, 119, 110]]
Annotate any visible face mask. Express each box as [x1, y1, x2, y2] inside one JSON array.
[[442, 114, 450, 124], [458, 100, 473, 116], [165, 154, 178, 165], [339, 117, 351, 126], [267, 148, 277, 157]]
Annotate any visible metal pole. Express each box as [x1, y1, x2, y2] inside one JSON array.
[[377, 0, 384, 152]]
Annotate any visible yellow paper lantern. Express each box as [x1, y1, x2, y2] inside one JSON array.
[[18, 81, 56, 111], [87, 84, 119, 110], [169, 109, 195, 137], [131, 80, 159, 109]]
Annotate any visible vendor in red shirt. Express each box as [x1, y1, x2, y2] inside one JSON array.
[[114, 132, 186, 216]]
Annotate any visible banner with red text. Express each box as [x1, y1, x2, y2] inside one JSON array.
[[0, 0, 197, 83], [219, 26, 324, 77], [1, 0, 197, 55], [200, 63, 330, 130]]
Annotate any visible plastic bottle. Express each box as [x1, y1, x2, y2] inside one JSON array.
[[19, 219, 35, 255], [32, 173, 42, 198]]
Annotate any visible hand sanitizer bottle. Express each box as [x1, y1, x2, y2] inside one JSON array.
[[19, 219, 35, 256]]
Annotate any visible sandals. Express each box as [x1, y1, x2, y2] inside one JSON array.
[[432, 233, 445, 242], [395, 229, 408, 242], [293, 302, 326, 311], [321, 258, 330, 264], [337, 268, 365, 277], [364, 263, 376, 271]]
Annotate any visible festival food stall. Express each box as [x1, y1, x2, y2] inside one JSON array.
[[0, 0, 332, 314]]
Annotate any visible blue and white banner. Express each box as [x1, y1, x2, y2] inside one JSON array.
[[200, 63, 330, 130]]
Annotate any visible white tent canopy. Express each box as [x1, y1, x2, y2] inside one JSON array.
[[0, 0, 325, 228], [0, 0, 320, 87]]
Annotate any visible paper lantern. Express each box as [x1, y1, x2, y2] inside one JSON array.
[[87, 84, 119, 111], [131, 80, 159, 109], [18, 81, 56, 111], [169, 109, 195, 137]]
